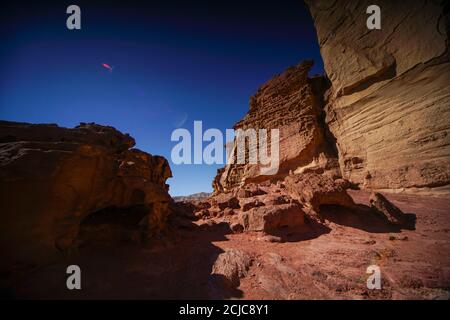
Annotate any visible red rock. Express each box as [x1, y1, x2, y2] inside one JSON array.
[[0, 121, 172, 270], [213, 61, 338, 193], [194, 209, 210, 219], [305, 0, 450, 195], [211, 249, 252, 288], [261, 194, 290, 206], [223, 208, 236, 216], [284, 173, 355, 214], [236, 184, 267, 198], [240, 203, 305, 232], [369, 192, 407, 225], [172, 201, 197, 219], [212, 193, 240, 210], [240, 198, 265, 212], [230, 222, 244, 234]]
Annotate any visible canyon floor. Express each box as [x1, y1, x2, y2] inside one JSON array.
[[7, 190, 450, 300]]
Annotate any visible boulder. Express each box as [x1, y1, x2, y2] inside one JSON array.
[[284, 173, 355, 214], [230, 222, 244, 234], [240, 198, 265, 212], [369, 192, 407, 225], [211, 249, 252, 288], [240, 203, 305, 232], [212, 193, 240, 210]]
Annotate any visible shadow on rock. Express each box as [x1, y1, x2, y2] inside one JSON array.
[[320, 204, 416, 233], [265, 217, 332, 243]]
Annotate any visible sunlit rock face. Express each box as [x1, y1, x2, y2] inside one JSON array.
[[213, 61, 339, 193], [305, 0, 450, 195], [0, 121, 172, 271]]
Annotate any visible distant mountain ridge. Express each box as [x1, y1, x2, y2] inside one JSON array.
[[173, 192, 211, 202]]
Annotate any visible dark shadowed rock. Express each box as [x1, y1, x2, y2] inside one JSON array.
[[0, 121, 172, 272], [230, 222, 244, 234]]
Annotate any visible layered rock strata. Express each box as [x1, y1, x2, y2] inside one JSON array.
[[213, 61, 338, 193], [214, 0, 450, 197], [305, 0, 450, 195]]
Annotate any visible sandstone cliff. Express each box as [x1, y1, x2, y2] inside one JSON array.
[[0, 121, 172, 272], [214, 0, 450, 197], [213, 61, 339, 193], [305, 0, 450, 195]]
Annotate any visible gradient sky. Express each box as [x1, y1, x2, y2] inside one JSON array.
[[0, 0, 324, 196]]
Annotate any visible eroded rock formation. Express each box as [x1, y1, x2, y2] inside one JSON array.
[[194, 173, 355, 239], [213, 61, 339, 193], [0, 121, 172, 272], [210, 249, 253, 291], [205, 0, 450, 250], [213, 0, 450, 199], [305, 0, 450, 195]]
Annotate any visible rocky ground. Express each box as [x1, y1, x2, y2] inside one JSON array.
[[5, 190, 449, 300]]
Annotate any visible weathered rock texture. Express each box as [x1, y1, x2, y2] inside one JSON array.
[[214, 0, 450, 197], [369, 192, 407, 225], [240, 203, 305, 232], [305, 0, 450, 195], [284, 173, 355, 215], [197, 174, 354, 237], [0, 121, 172, 271], [211, 249, 252, 289], [213, 61, 339, 193]]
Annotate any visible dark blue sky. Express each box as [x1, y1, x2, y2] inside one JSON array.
[[0, 0, 324, 196]]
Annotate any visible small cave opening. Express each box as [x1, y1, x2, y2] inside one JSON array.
[[78, 204, 151, 247]]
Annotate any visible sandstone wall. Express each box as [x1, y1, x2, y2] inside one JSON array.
[[0, 121, 172, 271], [305, 0, 450, 195]]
